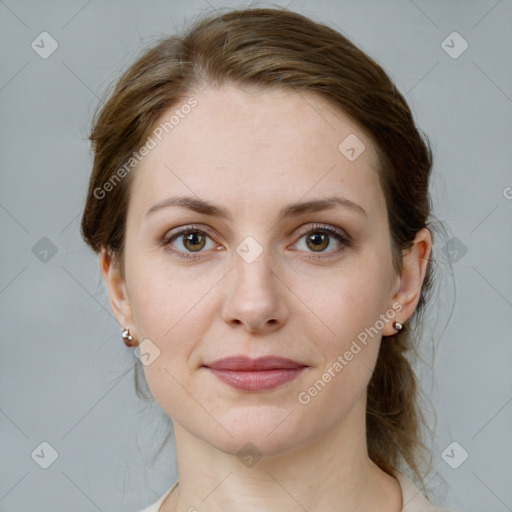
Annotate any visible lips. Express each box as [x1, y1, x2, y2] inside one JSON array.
[[204, 356, 307, 371], [203, 356, 308, 391]]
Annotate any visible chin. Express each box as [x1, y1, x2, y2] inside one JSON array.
[[188, 407, 317, 459]]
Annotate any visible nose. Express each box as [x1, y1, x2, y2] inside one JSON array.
[[220, 248, 289, 334]]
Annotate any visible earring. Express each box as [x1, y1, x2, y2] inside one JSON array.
[[392, 321, 403, 332], [122, 327, 138, 347]]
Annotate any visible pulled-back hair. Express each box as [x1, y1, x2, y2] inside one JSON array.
[[81, 6, 446, 495]]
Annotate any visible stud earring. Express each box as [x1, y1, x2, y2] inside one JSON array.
[[122, 327, 138, 347], [392, 321, 403, 332]]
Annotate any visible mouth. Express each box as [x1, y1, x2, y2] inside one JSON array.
[[202, 356, 308, 392]]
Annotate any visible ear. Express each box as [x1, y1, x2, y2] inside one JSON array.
[[382, 228, 432, 336], [100, 247, 135, 335]]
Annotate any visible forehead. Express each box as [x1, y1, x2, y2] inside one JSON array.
[[130, 84, 385, 222]]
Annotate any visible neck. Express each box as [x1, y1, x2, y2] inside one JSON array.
[[160, 395, 403, 512]]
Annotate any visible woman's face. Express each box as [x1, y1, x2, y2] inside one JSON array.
[[106, 84, 412, 456]]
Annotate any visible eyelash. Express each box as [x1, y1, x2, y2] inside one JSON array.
[[161, 223, 352, 260]]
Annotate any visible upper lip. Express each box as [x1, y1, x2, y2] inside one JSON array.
[[203, 356, 308, 371]]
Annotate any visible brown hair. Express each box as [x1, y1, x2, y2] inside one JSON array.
[[81, 6, 446, 494]]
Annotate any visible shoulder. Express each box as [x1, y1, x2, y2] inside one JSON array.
[[392, 470, 453, 512], [139, 481, 178, 512]]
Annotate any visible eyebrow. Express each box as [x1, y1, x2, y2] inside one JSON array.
[[145, 195, 367, 221]]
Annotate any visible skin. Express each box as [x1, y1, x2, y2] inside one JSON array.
[[101, 83, 432, 512]]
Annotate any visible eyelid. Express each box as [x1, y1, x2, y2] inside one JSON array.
[[162, 223, 217, 241], [293, 222, 351, 242]]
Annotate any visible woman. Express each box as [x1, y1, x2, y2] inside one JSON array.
[[81, 7, 453, 512]]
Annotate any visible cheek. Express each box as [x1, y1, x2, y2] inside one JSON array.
[[290, 258, 391, 401], [294, 279, 384, 419], [127, 250, 221, 339], [128, 261, 223, 403], [293, 263, 389, 349]]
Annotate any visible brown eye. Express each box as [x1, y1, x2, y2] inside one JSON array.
[[292, 224, 352, 258], [182, 231, 207, 252], [162, 227, 217, 259], [306, 232, 330, 252]]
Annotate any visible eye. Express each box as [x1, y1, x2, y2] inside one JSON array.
[[161, 223, 351, 261], [162, 226, 218, 259], [292, 224, 351, 258]]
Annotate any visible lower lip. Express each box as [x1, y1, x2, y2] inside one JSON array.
[[206, 367, 307, 391]]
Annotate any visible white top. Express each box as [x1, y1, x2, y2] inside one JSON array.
[[140, 469, 452, 512]]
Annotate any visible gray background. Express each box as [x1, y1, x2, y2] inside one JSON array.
[[1, 0, 511, 511]]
